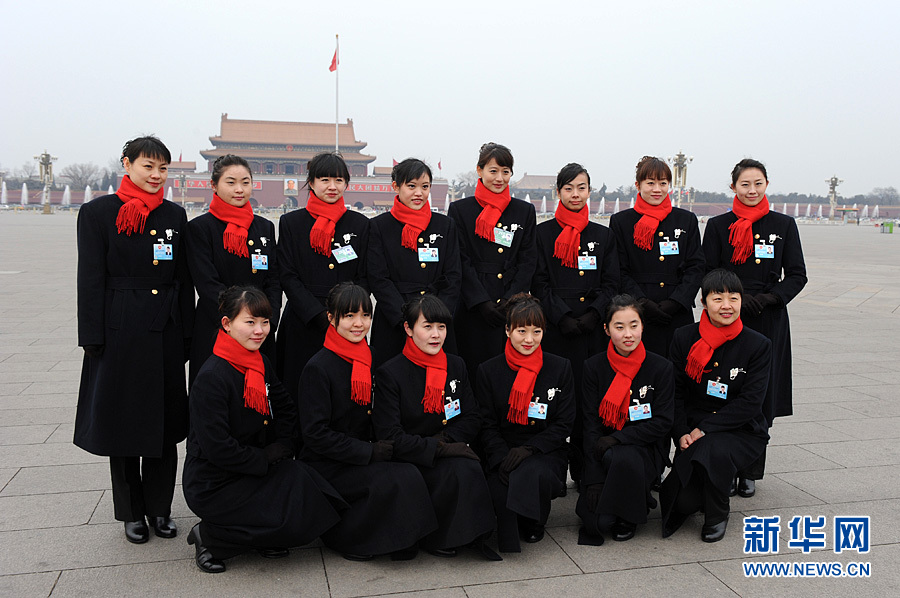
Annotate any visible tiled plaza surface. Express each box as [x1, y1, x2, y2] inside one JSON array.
[[1, 211, 897, 597]]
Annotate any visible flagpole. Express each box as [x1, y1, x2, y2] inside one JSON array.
[[335, 34, 339, 152]]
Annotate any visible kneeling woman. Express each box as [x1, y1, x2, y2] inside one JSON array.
[[298, 282, 438, 560], [660, 270, 770, 543], [183, 286, 346, 573], [372, 295, 500, 560], [476, 294, 574, 553], [576, 295, 674, 545]]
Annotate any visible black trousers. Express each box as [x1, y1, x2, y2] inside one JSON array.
[[738, 446, 767, 480], [671, 468, 729, 525], [109, 444, 178, 522]]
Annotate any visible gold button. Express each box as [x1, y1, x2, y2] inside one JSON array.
[[530, 421, 535, 426], [497, 273, 503, 279], [755, 259, 761, 264], [629, 390, 632, 395], [367, 410, 372, 415], [151, 289, 158, 295], [658, 231, 664, 237], [713, 411, 717, 414], [328, 263, 335, 269], [496, 299, 502, 304], [420, 290, 425, 295], [442, 419, 448, 425], [659, 256, 665, 262], [421, 263, 427, 269], [659, 282, 665, 287], [498, 247, 503, 253], [579, 271, 584, 276], [150, 229, 156, 235], [263, 420, 268, 425], [153, 260, 159, 266], [248, 240, 254, 246], [418, 238, 424, 243], [496, 222, 502, 227], [713, 362, 718, 367], [755, 234, 760, 239], [578, 245, 581, 250], [579, 297, 585, 302], [252, 269, 257, 274]]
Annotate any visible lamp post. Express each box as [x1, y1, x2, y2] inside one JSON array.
[[667, 150, 693, 209], [179, 172, 187, 206], [826, 175, 842, 220], [34, 150, 57, 214]]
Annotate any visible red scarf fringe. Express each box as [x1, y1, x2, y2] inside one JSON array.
[[552, 201, 589, 268], [728, 195, 769, 264], [212, 329, 269, 415], [402, 336, 447, 414], [504, 339, 543, 425], [598, 340, 646, 430], [208, 193, 254, 257], [306, 190, 347, 257], [474, 179, 511, 241], [115, 175, 163, 236], [390, 196, 433, 251], [633, 193, 672, 251], [323, 325, 372, 405], [685, 311, 744, 383]]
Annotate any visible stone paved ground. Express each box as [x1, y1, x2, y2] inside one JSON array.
[[1, 211, 898, 597]]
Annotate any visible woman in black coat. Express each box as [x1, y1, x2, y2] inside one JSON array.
[[608, 156, 704, 358], [75, 136, 193, 545], [576, 295, 674, 545], [448, 143, 537, 378], [476, 294, 574, 553], [368, 159, 461, 367], [660, 270, 770, 543], [187, 155, 280, 387], [702, 159, 807, 497], [298, 283, 437, 561], [372, 295, 500, 560], [276, 152, 369, 402], [532, 163, 619, 487], [183, 286, 345, 573]]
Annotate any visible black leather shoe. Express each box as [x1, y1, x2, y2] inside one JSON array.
[[612, 519, 636, 542], [520, 521, 545, 544], [259, 548, 290, 559], [341, 552, 374, 561], [662, 511, 688, 538], [737, 478, 756, 498], [728, 477, 737, 497], [187, 524, 226, 573], [149, 516, 177, 539], [468, 537, 502, 562], [425, 547, 458, 558], [701, 518, 728, 543], [124, 519, 149, 544]]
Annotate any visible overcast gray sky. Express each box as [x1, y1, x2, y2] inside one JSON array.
[[2, 0, 897, 197]]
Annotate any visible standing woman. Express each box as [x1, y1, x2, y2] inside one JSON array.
[[476, 294, 574, 553], [576, 295, 673, 546], [187, 154, 280, 387], [660, 270, 770, 542], [532, 163, 619, 488], [448, 143, 537, 378], [367, 158, 461, 367], [183, 286, 345, 573], [702, 159, 807, 497], [277, 152, 369, 403], [608, 156, 704, 358], [75, 136, 193, 544], [298, 282, 438, 561], [372, 295, 500, 560]]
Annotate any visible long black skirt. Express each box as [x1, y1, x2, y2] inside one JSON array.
[[417, 457, 495, 550]]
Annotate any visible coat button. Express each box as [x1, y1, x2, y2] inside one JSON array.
[[151, 289, 158, 295], [153, 260, 159, 266], [421, 263, 427, 268], [578, 245, 581, 250], [496, 222, 502, 227], [579, 297, 585, 302], [329, 263, 335, 269], [248, 240, 254, 246], [579, 271, 584, 276], [629, 389, 632, 395], [497, 273, 503, 279], [659, 256, 665, 262], [418, 238, 424, 243], [252, 269, 257, 274], [755, 259, 761, 264], [659, 282, 665, 287], [150, 229, 156, 235], [658, 231, 664, 237], [498, 247, 503, 253], [713, 362, 718, 367], [530, 421, 535, 426], [367, 410, 372, 415], [263, 420, 268, 425], [755, 234, 760, 239], [442, 419, 448, 425]]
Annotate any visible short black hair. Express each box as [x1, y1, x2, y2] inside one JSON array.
[[392, 158, 432, 186], [604, 294, 644, 326], [731, 158, 768, 185], [326, 282, 372, 319], [211, 154, 252, 184], [505, 293, 546, 330], [556, 163, 590, 191], [218, 285, 272, 324], [121, 135, 171, 166], [700, 269, 744, 302], [635, 156, 672, 184], [402, 294, 451, 328], [477, 142, 514, 172], [306, 152, 351, 187]]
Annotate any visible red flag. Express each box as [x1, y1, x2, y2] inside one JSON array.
[[178, 151, 182, 163], [329, 50, 338, 72], [392, 159, 398, 166], [438, 160, 442, 171]]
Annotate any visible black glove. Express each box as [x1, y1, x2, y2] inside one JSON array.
[[583, 483, 604, 513], [576, 309, 601, 334], [558, 315, 582, 337], [435, 441, 480, 461], [312, 310, 330, 333], [742, 294, 763, 317], [499, 446, 534, 475], [638, 297, 671, 325], [83, 345, 104, 359], [431, 430, 453, 443], [264, 442, 293, 464], [756, 293, 780, 309], [658, 299, 682, 317], [370, 440, 394, 463], [592, 436, 619, 461], [478, 301, 506, 327]]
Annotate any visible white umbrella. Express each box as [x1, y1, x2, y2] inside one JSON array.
[[805, 204, 811, 218], [598, 198, 605, 216], [873, 205, 880, 218], [540, 195, 547, 214], [84, 185, 92, 203], [793, 203, 799, 218], [0, 181, 7, 204], [614, 198, 620, 213], [62, 185, 71, 206], [108, 185, 114, 195], [21, 183, 28, 205]]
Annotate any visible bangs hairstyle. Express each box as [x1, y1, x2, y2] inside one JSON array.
[[326, 282, 372, 318], [604, 294, 644, 326], [731, 158, 768, 185], [306, 152, 351, 187], [556, 162, 590, 191], [211, 154, 251, 184], [392, 158, 432, 186], [477, 142, 514, 172], [218, 285, 272, 323], [505, 293, 546, 330], [121, 135, 171, 166], [701, 269, 744, 301], [402, 294, 451, 328], [635, 156, 671, 183]]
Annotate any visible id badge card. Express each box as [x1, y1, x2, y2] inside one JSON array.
[[755, 244, 775, 259], [528, 401, 548, 420], [418, 247, 440, 262], [707, 380, 729, 399], [493, 228, 514, 247], [659, 241, 680, 255], [577, 255, 597, 270], [251, 253, 269, 270], [629, 403, 652, 421], [153, 243, 173, 260], [444, 399, 461, 420], [333, 245, 358, 264]]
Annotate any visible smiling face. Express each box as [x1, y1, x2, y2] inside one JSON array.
[[604, 307, 643, 356], [703, 291, 742, 327], [221, 306, 270, 351], [329, 308, 371, 343], [636, 177, 670, 206], [404, 313, 446, 355], [731, 167, 769, 207], [559, 172, 590, 212], [506, 324, 543, 356], [393, 173, 431, 211], [477, 158, 512, 194], [211, 165, 252, 207], [311, 176, 347, 204], [123, 154, 168, 194]]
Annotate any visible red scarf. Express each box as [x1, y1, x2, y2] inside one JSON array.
[[390, 196, 432, 251], [115, 175, 163, 236], [553, 201, 589, 268], [504, 339, 543, 425], [474, 179, 511, 241], [633, 193, 672, 251], [685, 311, 744, 383], [598, 340, 646, 430], [306, 190, 346, 257], [323, 325, 372, 406], [208, 193, 253, 257], [728, 195, 769, 264], [402, 336, 447, 414], [212, 329, 269, 415]]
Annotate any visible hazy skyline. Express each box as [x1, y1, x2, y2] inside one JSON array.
[[2, 0, 897, 197]]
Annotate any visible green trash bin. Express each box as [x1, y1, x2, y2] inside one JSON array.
[[883, 221, 894, 234]]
